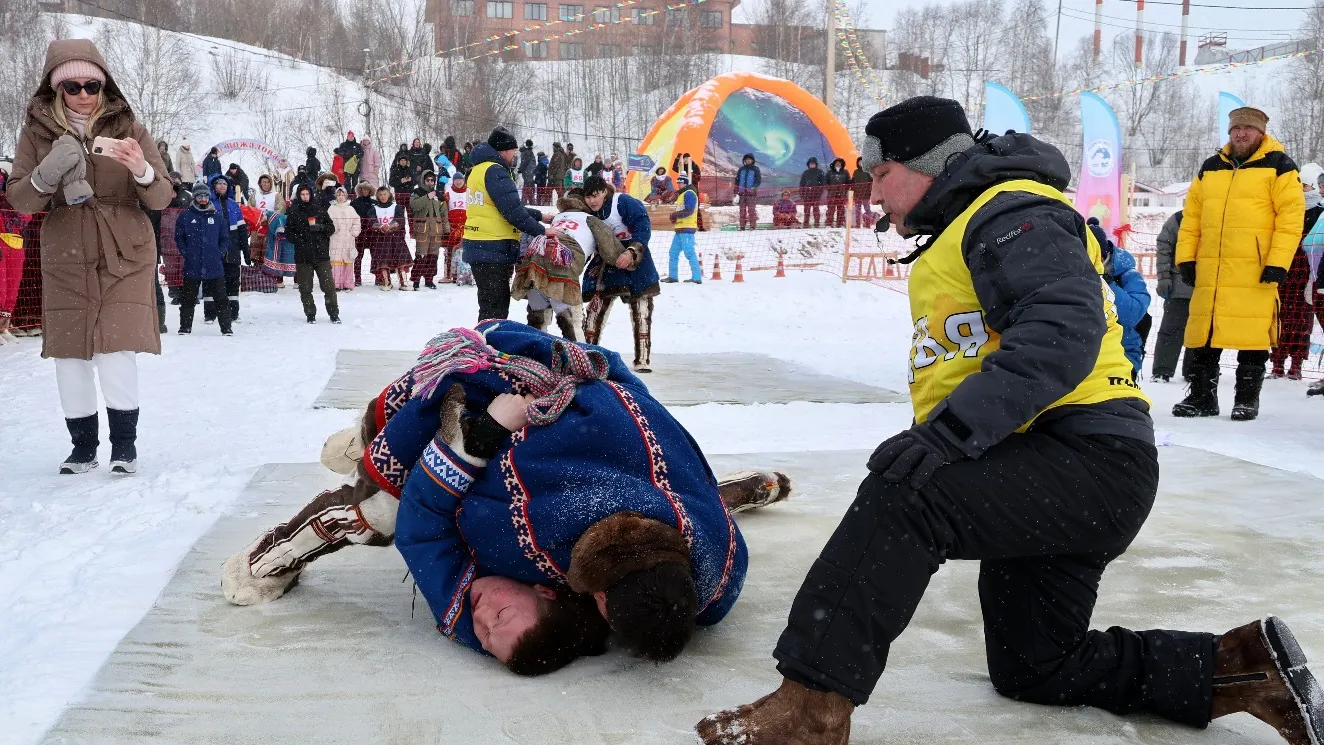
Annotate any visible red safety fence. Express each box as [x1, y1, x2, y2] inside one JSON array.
[[5, 199, 1322, 380]]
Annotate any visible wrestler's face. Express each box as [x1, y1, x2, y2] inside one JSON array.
[[585, 190, 608, 211], [469, 576, 556, 662], [871, 161, 933, 238]]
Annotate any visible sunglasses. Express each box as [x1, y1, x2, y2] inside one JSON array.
[[59, 80, 103, 96]]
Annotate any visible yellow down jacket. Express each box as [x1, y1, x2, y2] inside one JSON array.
[[1176, 135, 1305, 350]]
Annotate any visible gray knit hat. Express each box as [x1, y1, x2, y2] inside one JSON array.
[[861, 96, 975, 178]]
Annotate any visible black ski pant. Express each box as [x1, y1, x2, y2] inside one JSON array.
[[1186, 346, 1270, 378], [1152, 297, 1192, 379], [296, 261, 338, 321], [773, 430, 1216, 728], [204, 262, 241, 321], [180, 277, 232, 333], [471, 261, 515, 323]]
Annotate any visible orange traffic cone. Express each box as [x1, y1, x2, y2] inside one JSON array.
[[732, 255, 745, 283], [711, 254, 722, 281], [775, 253, 786, 278]]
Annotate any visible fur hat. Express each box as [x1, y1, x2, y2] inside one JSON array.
[[191, 183, 210, 200], [566, 512, 690, 594], [488, 127, 519, 152], [862, 96, 975, 177], [50, 59, 106, 88], [1228, 106, 1269, 134]]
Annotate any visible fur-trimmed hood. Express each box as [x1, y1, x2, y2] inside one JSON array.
[[25, 39, 134, 140], [567, 512, 690, 594], [557, 191, 592, 213]]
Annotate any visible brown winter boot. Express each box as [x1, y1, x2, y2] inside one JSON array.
[[696, 678, 854, 745], [718, 471, 793, 513], [1211, 617, 1323, 745]]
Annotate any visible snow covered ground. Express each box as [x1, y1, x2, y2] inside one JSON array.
[[2, 260, 1323, 745]]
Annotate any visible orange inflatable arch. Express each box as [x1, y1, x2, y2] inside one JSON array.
[[626, 72, 860, 202]]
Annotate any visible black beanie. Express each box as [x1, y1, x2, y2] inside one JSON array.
[[488, 127, 519, 152], [861, 96, 974, 177]]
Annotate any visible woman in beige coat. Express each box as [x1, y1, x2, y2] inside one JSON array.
[[8, 39, 173, 475], [327, 186, 363, 289]]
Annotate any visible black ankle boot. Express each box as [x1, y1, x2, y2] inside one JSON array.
[[107, 408, 139, 474], [60, 414, 99, 474], [1231, 365, 1265, 421], [1173, 368, 1220, 417]]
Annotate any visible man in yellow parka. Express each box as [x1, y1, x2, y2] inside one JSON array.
[[1174, 107, 1305, 421]]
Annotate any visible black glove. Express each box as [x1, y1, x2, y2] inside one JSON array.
[[1179, 262, 1196, 286], [1260, 266, 1287, 284], [867, 424, 966, 490]]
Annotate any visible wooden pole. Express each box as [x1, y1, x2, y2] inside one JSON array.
[[842, 191, 854, 282]]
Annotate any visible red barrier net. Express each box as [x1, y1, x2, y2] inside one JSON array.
[[5, 196, 1321, 381]]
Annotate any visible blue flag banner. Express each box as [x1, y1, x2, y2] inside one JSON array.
[[982, 82, 1032, 135]]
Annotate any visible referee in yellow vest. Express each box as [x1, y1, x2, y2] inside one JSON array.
[[697, 97, 1321, 745], [462, 127, 563, 322]]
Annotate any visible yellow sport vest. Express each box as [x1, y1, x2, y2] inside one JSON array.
[[907, 179, 1148, 428], [463, 161, 520, 241], [673, 190, 699, 230]]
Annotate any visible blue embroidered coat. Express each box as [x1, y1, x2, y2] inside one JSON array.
[[370, 321, 748, 654]]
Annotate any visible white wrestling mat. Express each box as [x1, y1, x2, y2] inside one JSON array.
[[311, 349, 907, 409], [40, 448, 1323, 745]]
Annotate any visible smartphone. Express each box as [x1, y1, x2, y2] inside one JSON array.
[[91, 136, 120, 156]]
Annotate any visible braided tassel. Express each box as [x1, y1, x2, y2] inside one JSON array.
[[414, 326, 610, 426]]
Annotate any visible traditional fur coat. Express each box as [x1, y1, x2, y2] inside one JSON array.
[[374, 321, 748, 653]]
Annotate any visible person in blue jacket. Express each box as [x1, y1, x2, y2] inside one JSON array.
[[663, 174, 702, 284], [221, 321, 790, 675], [206, 173, 248, 323], [174, 183, 233, 335], [462, 128, 562, 323], [1089, 218, 1151, 377], [580, 174, 661, 372]]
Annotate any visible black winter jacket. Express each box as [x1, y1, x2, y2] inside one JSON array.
[[286, 197, 336, 265], [900, 131, 1153, 460]]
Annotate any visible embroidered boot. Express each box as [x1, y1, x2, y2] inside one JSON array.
[[526, 307, 551, 332], [555, 306, 584, 342]]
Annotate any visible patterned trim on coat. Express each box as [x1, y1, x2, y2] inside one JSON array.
[[373, 371, 415, 431], [441, 557, 478, 637], [607, 381, 737, 614], [605, 382, 694, 545], [364, 433, 406, 498], [420, 438, 479, 497], [501, 425, 568, 582]]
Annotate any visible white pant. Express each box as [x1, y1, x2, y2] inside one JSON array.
[[54, 352, 139, 418], [526, 288, 573, 315]]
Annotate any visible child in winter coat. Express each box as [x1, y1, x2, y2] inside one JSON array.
[[174, 183, 233, 335], [646, 167, 675, 204], [563, 157, 585, 190], [773, 190, 799, 228], [329, 187, 363, 290], [1089, 219, 1150, 376], [824, 158, 851, 228], [443, 171, 470, 284], [798, 157, 826, 228], [365, 186, 412, 289]]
